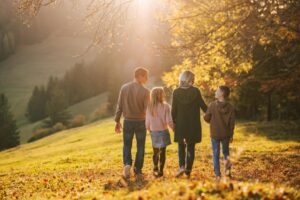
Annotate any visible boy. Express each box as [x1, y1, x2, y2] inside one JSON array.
[[204, 86, 235, 179]]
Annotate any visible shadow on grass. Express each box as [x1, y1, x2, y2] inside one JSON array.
[[233, 152, 300, 188], [127, 178, 149, 192], [104, 176, 149, 192], [239, 120, 300, 142]]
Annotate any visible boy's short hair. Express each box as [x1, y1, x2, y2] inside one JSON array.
[[134, 67, 149, 78], [219, 85, 230, 98]]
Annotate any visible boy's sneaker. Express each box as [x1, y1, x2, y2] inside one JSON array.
[[176, 167, 185, 178], [215, 176, 221, 182], [123, 165, 131, 179]]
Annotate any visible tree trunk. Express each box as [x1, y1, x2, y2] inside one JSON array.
[[267, 92, 272, 121]]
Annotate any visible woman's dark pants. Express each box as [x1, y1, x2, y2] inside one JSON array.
[[178, 142, 195, 174]]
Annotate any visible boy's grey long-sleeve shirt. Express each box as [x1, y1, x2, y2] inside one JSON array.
[[115, 81, 150, 123]]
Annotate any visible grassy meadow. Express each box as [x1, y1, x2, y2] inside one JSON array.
[[0, 118, 299, 199]]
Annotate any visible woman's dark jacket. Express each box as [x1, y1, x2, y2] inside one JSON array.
[[171, 86, 207, 144]]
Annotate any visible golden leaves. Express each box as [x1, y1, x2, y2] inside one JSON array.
[[278, 27, 298, 41], [1, 120, 300, 199], [163, 0, 258, 91]]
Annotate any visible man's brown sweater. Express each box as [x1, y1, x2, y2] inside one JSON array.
[[204, 100, 235, 140], [115, 81, 150, 123]]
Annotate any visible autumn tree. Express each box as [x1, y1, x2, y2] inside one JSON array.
[[162, 0, 300, 120]]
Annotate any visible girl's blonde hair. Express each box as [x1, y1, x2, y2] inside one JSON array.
[[149, 87, 165, 116]]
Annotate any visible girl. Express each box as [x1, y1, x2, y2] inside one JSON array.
[[146, 87, 173, 177]]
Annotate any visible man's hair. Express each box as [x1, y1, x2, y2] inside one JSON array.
[[134, 67, 149, 78], [219, 85, 230, 98]]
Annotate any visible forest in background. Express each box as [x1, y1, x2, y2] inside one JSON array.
[[1, 0, 300, 149], [0, 0, 70, 61], [163, 0, 300, 121], [0, 0, 175, 146]]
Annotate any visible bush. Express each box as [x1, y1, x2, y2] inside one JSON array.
[[52, 122, 66, 132], [70, 115, 86, 128], [28, 123, 65, 143], [42, 110, 71, 128], [28, 128, 52, 143]]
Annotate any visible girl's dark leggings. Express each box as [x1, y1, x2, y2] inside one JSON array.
[[153, 147, 166, 172]]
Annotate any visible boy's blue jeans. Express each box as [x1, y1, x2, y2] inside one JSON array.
[[123, 120, 146, 174], [211, 138, 230, 177]]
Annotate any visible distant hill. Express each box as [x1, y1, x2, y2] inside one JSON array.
[[0, 35, 97, 125], [0, 33, 102, 144]]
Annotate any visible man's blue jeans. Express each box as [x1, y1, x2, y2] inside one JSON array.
[[123, 120, 146, 174], [211, 138, 230, 177]]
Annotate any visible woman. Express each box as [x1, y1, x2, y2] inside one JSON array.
[[171, 70, 207, 178]]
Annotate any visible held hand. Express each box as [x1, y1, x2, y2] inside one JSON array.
[[115, 122, 122, 134]]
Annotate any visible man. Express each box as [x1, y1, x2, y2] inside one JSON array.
[[115, 67, 150, 180]]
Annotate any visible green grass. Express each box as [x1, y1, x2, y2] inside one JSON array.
[[67, 92, 108, 120], [0, 119, 299, 199]]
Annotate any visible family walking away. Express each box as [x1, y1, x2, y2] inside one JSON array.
[[114, 67, 235, 181]]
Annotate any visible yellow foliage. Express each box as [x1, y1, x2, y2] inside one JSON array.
[[163, 0, 257, 91]]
